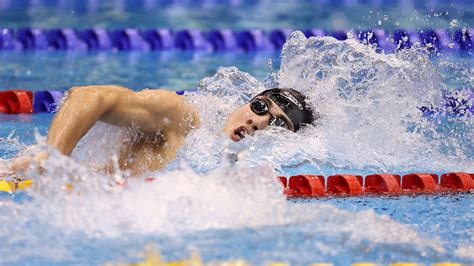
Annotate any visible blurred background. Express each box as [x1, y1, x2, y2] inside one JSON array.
[[0, 0, 472, 30]]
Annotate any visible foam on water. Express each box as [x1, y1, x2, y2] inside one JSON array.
[[0, 148, 447, 263], [181, 31, 473, 173], [1, 31, 473, 264]]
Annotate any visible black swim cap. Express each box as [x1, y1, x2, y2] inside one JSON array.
[[253, 88, 314, 131]]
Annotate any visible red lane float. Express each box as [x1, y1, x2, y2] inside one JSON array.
[[365, 174, 401, 194], [0, 90, 33, 114], [327, 174, 363, 196], [440, 172, 474, 191], [279, 175, 325, 197], [402, 173, 438, 193], [279, 172, 473, 197]]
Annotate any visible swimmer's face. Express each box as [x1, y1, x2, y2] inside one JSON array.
[[222, 96, 294, 142]]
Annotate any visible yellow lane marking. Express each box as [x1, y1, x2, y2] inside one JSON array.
[[0, 179, 33, 192], [0, 180, 14, 192]]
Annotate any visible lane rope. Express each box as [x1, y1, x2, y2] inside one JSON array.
[[0, 28, 473, 54], [1, 172, 472, 195], [278, 172, 473, 197]]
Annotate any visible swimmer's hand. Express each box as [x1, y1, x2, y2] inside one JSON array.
[[8, 146, 49, 175]]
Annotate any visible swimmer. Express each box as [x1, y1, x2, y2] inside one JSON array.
[[6, 85, 314, 176]]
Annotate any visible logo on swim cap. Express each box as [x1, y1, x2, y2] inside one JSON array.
[[280, 90, 304, 110]]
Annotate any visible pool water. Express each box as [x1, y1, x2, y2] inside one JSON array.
[[1, 1, 473, 265], [0, 0, 472, 30]]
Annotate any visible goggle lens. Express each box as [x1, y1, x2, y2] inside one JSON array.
[[251, 98, 289, 130], [250, 98, 269, 115]]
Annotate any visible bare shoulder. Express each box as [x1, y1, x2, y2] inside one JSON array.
[[132, 88, 201, 135], [97, 87, 200, 136]]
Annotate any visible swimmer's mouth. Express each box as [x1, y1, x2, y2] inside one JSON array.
[[231, 127, 247, 142]]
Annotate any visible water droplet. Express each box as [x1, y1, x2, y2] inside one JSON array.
[[449, 19, 458, 28]]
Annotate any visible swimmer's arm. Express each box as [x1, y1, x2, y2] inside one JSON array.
[[101, 89, 201, 136], [9, 83, 119, 172], [48, 85, 200, 156]]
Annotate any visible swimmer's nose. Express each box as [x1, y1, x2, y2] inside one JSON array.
[[247, 118, 266, 133], [246, 119, 259, 134]]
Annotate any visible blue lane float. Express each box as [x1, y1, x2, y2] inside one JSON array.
[[236, 29, 275, 51], [393, 29, 421, 50], [77, 28, 113, 50], [46, 28, 88, 50], [420, 29, 450, 52], [174, 29, 212, 51], [110, 28, 151, 51], [357, 29, 396, 52], [303, 29, 325, 38], [16, 28, 49, 50], [420, 91, 474, 117], [206, 29, 238, 51], [0, 28, 21, 50], [330, 31, 348, 41], [269, 29, 293, 50], [141, 28, 174, 50], [0, 28, 473, 54], [33, 90, 65, 113], [455, 28, 474, 51], [175, 87, 199, 95]]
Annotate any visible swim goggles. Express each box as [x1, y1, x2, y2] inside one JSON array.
[[250, 97, 292, 130]]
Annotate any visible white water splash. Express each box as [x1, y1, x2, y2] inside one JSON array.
[[191, 31, 473, 173], [0, 150, 446, 263]]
